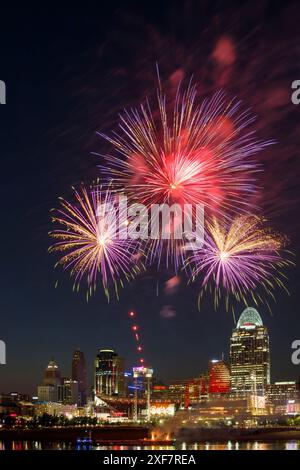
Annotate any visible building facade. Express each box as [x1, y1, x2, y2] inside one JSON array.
[[58, 378, 79, 405], [208, 359, 231, 395], [230, 307, 270, 396], [94, 349, 124, 396], [37, 385, 56, 402], [72, 350, 87, 405], [167, 379, 190, 404], [266, 381, 299, 413], [43, 358, 61, 387], [37, 358, 61, 402]]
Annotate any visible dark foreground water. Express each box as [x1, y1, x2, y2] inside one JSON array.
[[0, 440, 300, 450]]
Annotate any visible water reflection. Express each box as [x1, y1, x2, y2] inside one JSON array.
[[285, 441, 298, 450], [0, 440, 299, 450]]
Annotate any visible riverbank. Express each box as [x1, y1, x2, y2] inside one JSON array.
[[176, 426, 300, 442], [1, 426, 300, 444], [0, 425, 149, 443]]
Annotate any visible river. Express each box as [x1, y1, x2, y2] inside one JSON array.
[[0, 440, 299, 450]]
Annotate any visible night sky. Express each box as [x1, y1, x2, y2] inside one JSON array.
[[0, 2, 300, 395]]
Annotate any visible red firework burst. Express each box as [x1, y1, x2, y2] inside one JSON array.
[[98, 82, 272, 218]]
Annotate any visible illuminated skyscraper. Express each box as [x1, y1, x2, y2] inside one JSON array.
[[94, 349, 124, 396], [37, 358, 61, 402], [72, 350, 87, 405], [43, 358, 61, 387], [230, 307, 270, 395], [58, 378, 79, 405], [208, 359, 230, 394]]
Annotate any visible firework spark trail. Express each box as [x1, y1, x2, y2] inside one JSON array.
[[97, 83, 273, 217], [187, 215, 293, 312], [49, 184, 142, 300], [128, 310, 146, 366]]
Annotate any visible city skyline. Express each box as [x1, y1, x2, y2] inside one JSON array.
[[1, 307, 299, 395], [1, 305, 298, 398], [1, 302, 300, 451]]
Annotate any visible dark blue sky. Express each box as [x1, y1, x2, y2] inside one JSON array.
[[0, 2, 300, 395]]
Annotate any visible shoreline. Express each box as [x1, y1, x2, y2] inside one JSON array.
[[1, 426, 300, 444]]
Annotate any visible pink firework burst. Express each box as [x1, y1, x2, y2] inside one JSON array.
[[49, 184, 142, 300], [187, 215, 293, 312]]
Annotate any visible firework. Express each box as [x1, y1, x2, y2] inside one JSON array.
[[49, 184, 142, 300], [98, 82, 272, 218], [187, 215, 293, 311], [128, 311, 146, 365]]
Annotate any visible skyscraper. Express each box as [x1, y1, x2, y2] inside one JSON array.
[[208, 359, 230, 394], [37, 358, 61, 402], [58, 378, 79, 405], [94, 349, 124, 396], [43, 358, 61, 387], [230, 307, 270, 396], [72, 350, 87, 405]]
